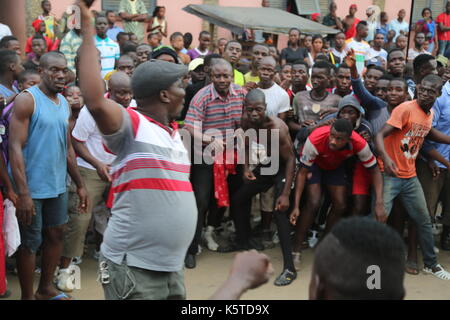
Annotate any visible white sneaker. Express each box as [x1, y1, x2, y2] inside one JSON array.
[[423, 264, 450, 280], [55, 268, 75, 292], [272, 231, 279, 244], [71, 257, 83, 265], [203, 226, 219, 251], [432, 224, 440, 236], [225, 221, 235, 233], [434, 246, 440, 254], [196, 244, 202, 256], [308, 231, 319, 248]]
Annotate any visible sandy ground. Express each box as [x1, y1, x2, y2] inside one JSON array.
[[4, 244, 450, 300]]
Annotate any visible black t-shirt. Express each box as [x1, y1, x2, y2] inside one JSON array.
[[280, 47, 308, 64]]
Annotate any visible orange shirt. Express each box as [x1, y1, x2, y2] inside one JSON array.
[[382, 100, 433, 178]]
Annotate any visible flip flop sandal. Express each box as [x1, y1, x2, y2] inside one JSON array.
[[35, 292, 73, 300], [423, 264, 450, 280], [405, 260, 419, 275], [274, 269, 297, 286]]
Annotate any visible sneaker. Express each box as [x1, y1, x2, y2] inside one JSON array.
[[55, 268, 75, 292], [203, 226, 219, 251], [272, 231, 279, 244], [432, 224, 440, 236], [71, 257, 83, 265], [308, 230, 319, 248], [274, 269, 297, 286], [292, 252, 301, 271], [423, 264, 450, 280], [434, 246, 440, 254]]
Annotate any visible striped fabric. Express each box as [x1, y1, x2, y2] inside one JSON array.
[[94, 35, 120, 78], [184, 83, 245, 138], [101, 107, 197, 272], [59, 30, 82, 73]]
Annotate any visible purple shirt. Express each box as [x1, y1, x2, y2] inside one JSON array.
[[187, 48, 211, 60]]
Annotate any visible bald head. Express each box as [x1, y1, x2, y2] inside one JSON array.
[[211, 58, 233, 73], [117, 54, 135, 77], [260, 56, 276, 68], [108, 71, 133, 108], [40, 52, 67, 70], [245, 88, 266, 104]]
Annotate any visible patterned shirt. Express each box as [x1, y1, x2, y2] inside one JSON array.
[[60, 29, 82, 73], [118, 0, 148, 43], [184, 83, 245, 139]]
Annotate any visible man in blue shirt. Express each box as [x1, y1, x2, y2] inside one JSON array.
[[106, 10, 124, 42], [419, 79, 450, 251]]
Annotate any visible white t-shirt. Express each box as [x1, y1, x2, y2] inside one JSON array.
[[0, 23, 12, 41], [72, 106, 116, 170], [368, 48, 388, 61], [259, 83, 291, 117], [346, 39, 370, 76]]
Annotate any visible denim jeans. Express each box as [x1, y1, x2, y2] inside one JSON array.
[[382, 175, 437, 268], [438, 40, 450, 56]]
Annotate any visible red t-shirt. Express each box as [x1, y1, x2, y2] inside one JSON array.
[[300, 125, 376, 171], [345, 18, 360, 40], [436, 13, 450, 41]]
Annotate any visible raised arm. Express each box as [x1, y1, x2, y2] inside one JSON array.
[[78, 0, 123, 135], [9, 93, 35, 225]]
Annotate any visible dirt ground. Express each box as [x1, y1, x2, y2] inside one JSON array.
[[4, 244, 450, 300]]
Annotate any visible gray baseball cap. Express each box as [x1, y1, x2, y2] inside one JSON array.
[[131, 59, 188, 99], [338, 94, 365, 116]]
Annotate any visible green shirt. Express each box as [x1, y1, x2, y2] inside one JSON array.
[[119, 0, 148, 43], [60, 30, 82, 73], [244, 72, 260, 84]]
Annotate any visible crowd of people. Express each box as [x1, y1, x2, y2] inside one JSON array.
[[0, 0, 450, 300]]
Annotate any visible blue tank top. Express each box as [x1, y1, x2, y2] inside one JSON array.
[[21, 85, 70, 199]]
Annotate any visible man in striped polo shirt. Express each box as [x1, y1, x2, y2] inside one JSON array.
[[78, 1, 197, 300], [94, 15, 120, 78], [184, 59, 247, 268]]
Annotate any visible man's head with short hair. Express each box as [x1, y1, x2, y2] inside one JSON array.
[[210, 59, 233, 96], [183, 32, 193, 49], [31, 34, 47, 58], [203, 53, 222, 75], [95, 15, 108, 39], [170, 32, 184, 51], [291, 60, 309, 88], [387, 49, 406, 77], [223, 40, 242, 66], [38, 52, 68, 94], [106, 10, 116, 25], [147, 32, 161, 48], [17, 69, 41, 91], [387, 77, 408, 108], [117, 54, 135, 77], [328, 118, 353, 151], [335, 63, 351, 94], [245, 88, 267, 126], [311, 61, 332, 92], [356, 21, 369, 39], [413, 54, 437, 83], [0, 36, 21, 56], [108, 71, 133, 108], [198, 31, 211, 51], [374, 74, 393, 100], [117, 32, 130, 47], [417, 74, 443, 112], [136, 44, 152, 65], [395, 35, 408, 50], [258, 56, 276, 86], [0, 49, 23, 80], [251, 44, 270, 69], [310, 217, 406, 300]]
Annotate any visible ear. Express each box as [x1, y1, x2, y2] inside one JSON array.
[[160, 89, 170, 103]]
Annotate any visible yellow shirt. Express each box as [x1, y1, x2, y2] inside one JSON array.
[[234, 69, 245, 87], [244, 72, 260, 83]]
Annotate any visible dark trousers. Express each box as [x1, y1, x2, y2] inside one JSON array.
[[231, 166, 295, 272], [188, 163, 243, 255]]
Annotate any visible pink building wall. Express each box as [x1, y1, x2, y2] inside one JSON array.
[[50, 0, 414, 49]]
